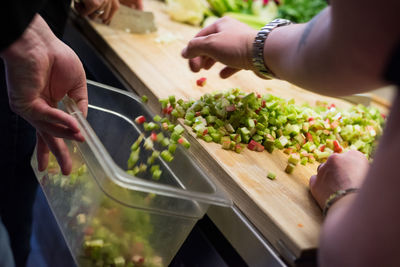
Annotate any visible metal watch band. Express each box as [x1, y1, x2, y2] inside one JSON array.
[[252, 18, 292, 79]]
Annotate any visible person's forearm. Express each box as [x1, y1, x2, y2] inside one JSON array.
[[264, 1, 400, 96]]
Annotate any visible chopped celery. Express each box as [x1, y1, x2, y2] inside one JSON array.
[[267, 172, 276, 180]]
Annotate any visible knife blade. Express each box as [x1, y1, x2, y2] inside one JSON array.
[[109, 5, 157, 34]]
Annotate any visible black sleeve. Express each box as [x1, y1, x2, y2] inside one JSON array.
[[0, 0, 47, 52], [384, 40, 400, 87]]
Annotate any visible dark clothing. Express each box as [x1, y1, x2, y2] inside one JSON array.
[[0, 71, 38, 265], [40, 0, 72, 38], [0, 0, 71, 266], [385, 40, 400, 87], [1, 1, 46, 51]]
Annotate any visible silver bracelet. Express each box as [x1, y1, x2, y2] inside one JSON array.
[[323, 188, 358, 216], [252, 18, 292, 79]]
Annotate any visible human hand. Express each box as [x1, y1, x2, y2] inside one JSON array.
[[0, 15, 88, 175], [181, 17, 258, 78], [119, 0, 143, 10], [74, 0, 120, 24], [309, 150, 369, 209]]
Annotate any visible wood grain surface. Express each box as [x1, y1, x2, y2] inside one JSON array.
[[72, 0, 388, 261]]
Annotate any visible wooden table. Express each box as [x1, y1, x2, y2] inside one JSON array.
[[71, 0, 389, 263]]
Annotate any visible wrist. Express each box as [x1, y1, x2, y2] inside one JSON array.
[[1, 15, 54, 62], [323, 188, 359, 216], [252, 19, 292, 79]]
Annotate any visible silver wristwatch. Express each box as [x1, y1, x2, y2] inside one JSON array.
[[252, 18, 292, 79]]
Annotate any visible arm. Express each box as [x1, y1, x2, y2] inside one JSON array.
[[265, 0, 400, 95], [182, 0, 400, 96], [0, 15, 88, 175], [312, 94, 400, 266]]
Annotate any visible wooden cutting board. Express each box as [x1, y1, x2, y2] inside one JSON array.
[[72, 0, 388, 262]]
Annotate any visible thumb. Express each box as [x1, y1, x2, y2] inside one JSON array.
[[67, 74, 88, 118]]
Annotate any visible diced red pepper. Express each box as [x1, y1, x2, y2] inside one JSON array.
[[333, 140, 343, 153], [308, 117, 314, 122], [257, 93, 261, 98], [319, 145, 325, 152], [248, 140, 264, 152], [178, 138, 184, 144], [247, 140, 258, 151], [306, 132, 313, 142], [162, 105, 174, 115], [381, 113, 386, 119], [328, 103, 336, 109], [226, 105, 236, 112], [196, 77, 207, 87], [150, 132, 157, 141], [135, 115, 146, 124], [195, 111, 201, 117], [261, 100, 266, 108], [167, 105, 173, 114], [203, 129, 208, 136]]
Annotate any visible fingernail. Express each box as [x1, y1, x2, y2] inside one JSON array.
[[181, 48, 187, 57]]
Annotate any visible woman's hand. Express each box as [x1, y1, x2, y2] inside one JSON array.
[[75, 0, 120, 24], [309, 150, 369, 209], [182, 17, 258, 78]]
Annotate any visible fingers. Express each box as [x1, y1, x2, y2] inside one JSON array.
[[24, 100, 84, 142], [182, 35, 216, 59], [309, 175, 317, 188], [88, 0, 108, 20], [194, 22, 219, 38], [78, 0, 105, 17], [31, 100, 83, 132], [100, 0, 112, 23], [317, 162, 325, 172], [36, 133, 50, 172], [66, 68, 89, 117], [134, 0, 143, 10], [40, 131, 72, 175], [204, 57, 216, 70], [104, 0, 119, 25], [220, 67, 240, 78]]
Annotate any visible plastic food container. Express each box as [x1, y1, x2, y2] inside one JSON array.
[[31, 81, 231, 267]]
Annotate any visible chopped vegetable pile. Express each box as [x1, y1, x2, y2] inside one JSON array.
[[152, 88, 384, 174], [44, 157, 162, 267]]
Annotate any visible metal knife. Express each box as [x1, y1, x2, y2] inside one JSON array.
[[109, 5, 157, 34]]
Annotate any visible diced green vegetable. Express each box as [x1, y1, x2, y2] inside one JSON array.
[[161, 150, 174, 162], [267, 172, 276, 180]]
